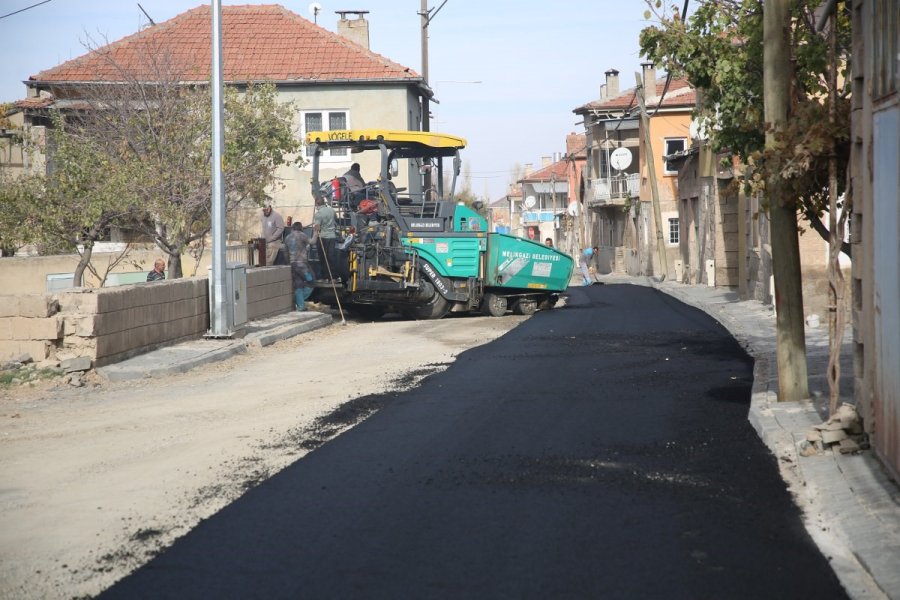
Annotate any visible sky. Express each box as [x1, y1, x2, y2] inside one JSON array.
[[1, 0, 656, 200]]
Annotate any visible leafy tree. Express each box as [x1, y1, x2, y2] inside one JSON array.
[[37, 112, 135, 285], [67, 63, 302, 277], [0, 170, 42, 257], [639, 0, 851, 255], [4, 37, 302, 282]]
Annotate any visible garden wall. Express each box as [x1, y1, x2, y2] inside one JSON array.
[[0, 266, 292, 367]]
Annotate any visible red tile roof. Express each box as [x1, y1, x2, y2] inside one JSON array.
[[28, 4, 420, 86], [13, 97, 54, 109], [521, 159, 569, 182], [575, 77, 695, 114]]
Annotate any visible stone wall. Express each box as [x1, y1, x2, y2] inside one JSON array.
[[0, 266, 292, 367], [0, 249, 212, 295], [0, 295, 61, 362]]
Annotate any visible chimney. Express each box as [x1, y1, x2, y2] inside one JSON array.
[[336, 10, 370, 49], [524, 163, 534, 177], [604, 69, 620, 99], [641, 62, 657, 103], [541, 156, 552, 168], [566, 132, 584, 156]]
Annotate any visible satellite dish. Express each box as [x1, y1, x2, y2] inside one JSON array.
[[609, 147, 632, 171], [524, 195, 536, 209], [308, 2, 322, 22], [689, 118, 709, 140], [567, 201, 579, 216]]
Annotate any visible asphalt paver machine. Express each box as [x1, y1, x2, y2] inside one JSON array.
[[306, 129, 573, 319]]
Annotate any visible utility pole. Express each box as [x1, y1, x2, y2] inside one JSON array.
[[764, 0, 809, 402], [420, 0, 430, 134], [419, 1, 447, 194], [634, 72, 669, 280], [208, 0, 232, 338]]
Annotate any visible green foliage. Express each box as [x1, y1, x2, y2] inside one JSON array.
[[40, 112, 131, 253], [0, 170, 43, 255], [111, 82, 302, 277], [640, 0, 851, 218], [0, 365, 62, 387], [18, 79, 302, 277]]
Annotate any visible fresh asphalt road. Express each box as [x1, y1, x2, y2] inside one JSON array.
[[101, 284, 847, 599]]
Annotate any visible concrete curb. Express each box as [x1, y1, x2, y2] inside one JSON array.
[[97, 340, 249, 382], [246, 312, 333, 348]]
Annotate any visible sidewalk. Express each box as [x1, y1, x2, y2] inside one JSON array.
[[97, 310, 333, 382], [598, 274, 900, 600]]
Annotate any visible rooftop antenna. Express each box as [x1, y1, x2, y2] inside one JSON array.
[[137, 2, 156, 26], [308, 2, 322, 23]]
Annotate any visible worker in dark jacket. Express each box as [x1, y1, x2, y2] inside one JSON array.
[[284, 221, 317, 310]]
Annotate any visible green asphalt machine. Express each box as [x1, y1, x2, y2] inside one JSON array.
[[306, 129, 574, 320]]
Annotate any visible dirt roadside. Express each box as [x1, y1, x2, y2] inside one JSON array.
[[0, 312, 525, 599]]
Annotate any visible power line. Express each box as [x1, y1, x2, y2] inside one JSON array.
[[0, 0, 53, 21]]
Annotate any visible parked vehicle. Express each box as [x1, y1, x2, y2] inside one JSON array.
[[306, 129, 574, 319]]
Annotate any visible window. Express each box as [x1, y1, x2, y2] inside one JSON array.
[[303, 110, 349, 160], [668, 217, 680, 245], [663, 138, 687, 174]]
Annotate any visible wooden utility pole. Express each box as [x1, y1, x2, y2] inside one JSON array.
[[764, 0, 809, 402], [635, 72, 669, 280]]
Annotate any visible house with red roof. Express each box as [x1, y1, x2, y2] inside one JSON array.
[[573, 64, 696, 276], [7, 5, 429, 225]]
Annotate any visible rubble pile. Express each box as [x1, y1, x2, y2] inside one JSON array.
[[801, 403, 869, 456]]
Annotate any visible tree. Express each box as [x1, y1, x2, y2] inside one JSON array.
[[764, 0, 809, 403], [0, 170, 42, 257], [37, 112, 135, 286], [48, 38, 302, 278], [639, 0, 851, 255]]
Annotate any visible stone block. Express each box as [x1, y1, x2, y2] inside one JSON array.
[[61, 356, 92, 373], [0, 318, 12, 340], [73, 290, 100, 313], [69, 315, 97, 337], [6, 318, 32, 340], [19, 295, 59, 318], [95, 330, 129, 360], [0, 296, 18, 318], [0, 340, 52, 361], [822, 428, 849, 444], [28, 316, 62, 340]]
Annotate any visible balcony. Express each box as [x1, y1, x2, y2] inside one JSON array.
[[520, 209, 563, 223], [589, 173, 640, 206]]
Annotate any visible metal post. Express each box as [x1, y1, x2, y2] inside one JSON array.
[[209, 0, 232, 337]]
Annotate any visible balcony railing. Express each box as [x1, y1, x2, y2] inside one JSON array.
[[590, 173, 640, 204], [520, 209, 563, 223]]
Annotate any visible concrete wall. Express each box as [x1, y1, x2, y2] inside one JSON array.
[[0, 266, 292, 367], [0, 249, 212, 295]]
